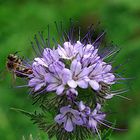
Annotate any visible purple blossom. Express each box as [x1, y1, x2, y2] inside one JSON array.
[[57, 41, 82, 60], [28, 63, 47, 92], [87, 103, 106, 131], [29, 37, 116, 96], [77, 43, 100, 68], [34, 48, 59, 67], [55, 106, 83, 132], [67, 59, 89, 89], [45, 61, 71, 95], [88, 62, 115, 91], [78, 101, 91, 124], [78, 101, 106, 139], [78, 101, 91, 115]]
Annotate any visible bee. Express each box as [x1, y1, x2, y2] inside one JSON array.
[[6, 52, 33, 79]]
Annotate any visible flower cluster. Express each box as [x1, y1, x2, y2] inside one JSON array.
[[12, 23, 128, 140], [55, 102, 106, 134], [28, 38, 116, 136], [29, 41, 115, 95]]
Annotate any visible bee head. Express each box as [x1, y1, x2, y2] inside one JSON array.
[[7, 54, 18, 61]]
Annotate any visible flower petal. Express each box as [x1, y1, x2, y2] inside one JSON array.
[[28, 78, 41, 87], [60, 106, 70, 114], [78, 67, 89, 78], [57, 44, 67, 58], [55, 114, 66, 124], [70, 59, 81, 76], [67, 80, 77, 88], [64, 42, 73, 57], [46, 83, 58, 91], [94, 114, 106, 120], [88, 117, 97, 128], [62, 68, 72, 84], [56, 85, 65, 95], [34, 57, 48, 67], [77, 80, 88, 89], [72, 116, 83, 125], [78, 101, 86, 111], [64, 117, 74, 132], [103, 64, 112, 72], [92, 103, 101, 115], [34, 83, 45, 92], [89, 80, 100, 91], [45, 73, 58, 83]]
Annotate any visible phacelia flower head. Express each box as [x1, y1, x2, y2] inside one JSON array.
[[12, 21, 128, 140], [28, 35, 116, 95]]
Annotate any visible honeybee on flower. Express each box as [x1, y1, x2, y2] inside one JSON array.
[[6, 52, 33, 79]]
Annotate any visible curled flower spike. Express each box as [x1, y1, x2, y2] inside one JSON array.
[[9, 21, 128, 140], [78, 102, 106, 131]]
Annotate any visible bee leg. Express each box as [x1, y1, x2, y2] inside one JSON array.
[[11, 72, 16, 87]]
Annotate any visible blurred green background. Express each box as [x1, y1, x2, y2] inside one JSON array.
[[0, 0, 140, 139]]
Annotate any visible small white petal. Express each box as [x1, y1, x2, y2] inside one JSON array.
[[79, 101, 86, 111], [34, 58, 48, 67], [67, 80, 77, 88], [64, 42, 73, 57], [89, 80, 100, 91], [104, 94, 113, 99], [77, 80, 88, 89]]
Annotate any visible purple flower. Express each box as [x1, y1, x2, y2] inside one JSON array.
[[88, 62, 115, 91], [45, 61, 72, 95], [34, 48, 59, 67], [78, 101, 91, 124], [87, 103, 106, 131], [28, 63, 47, 92], [55, 106, 83, 132], [78, 102, 106, 133], [77, 43, 100, 68], [29, 38, 116, 97], [57, 41, 82, 60], [78, 101, 91, 115], [67, 59, 90, 89]]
